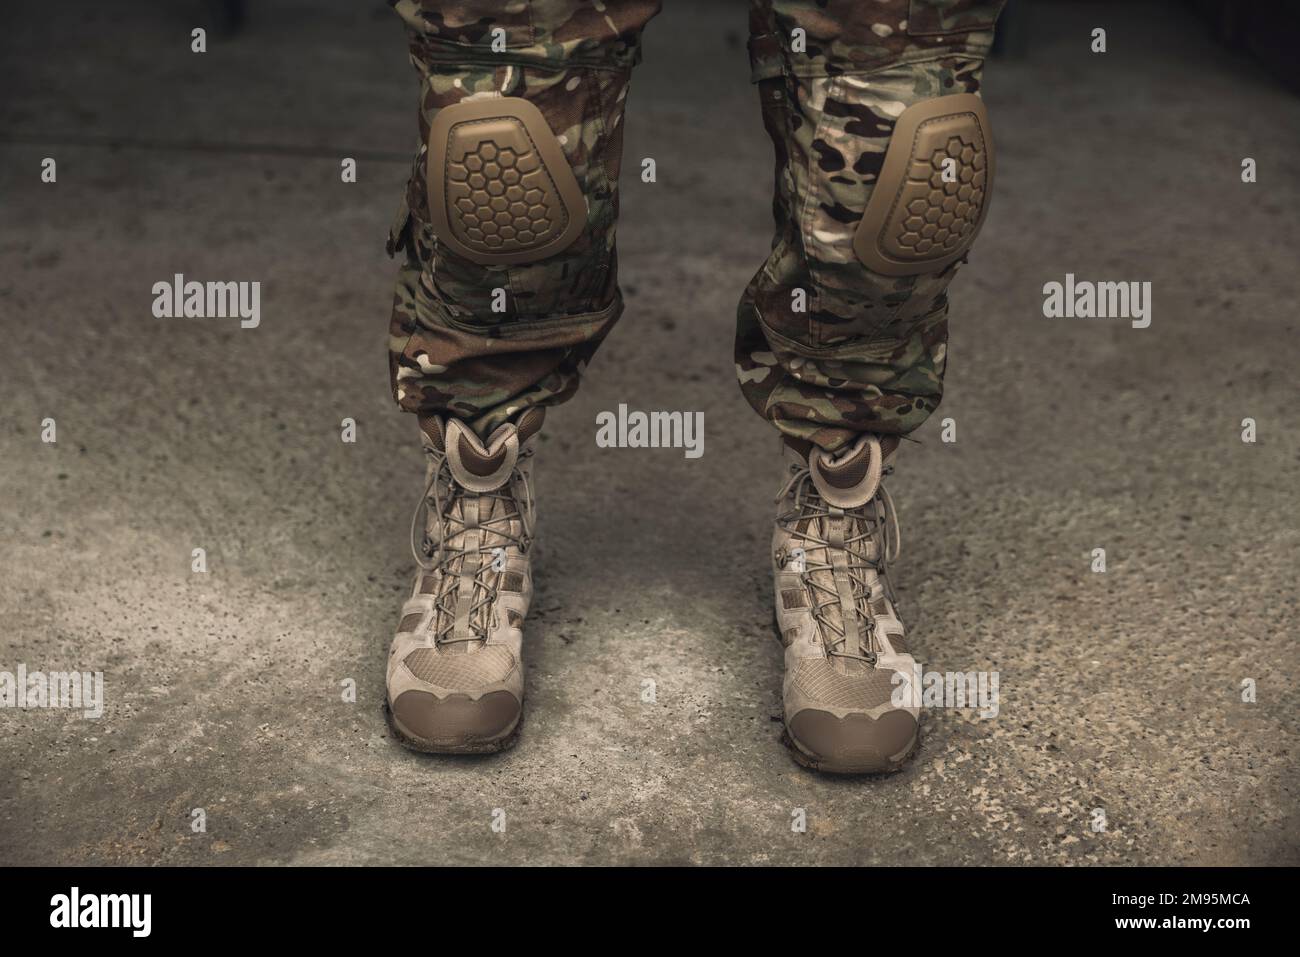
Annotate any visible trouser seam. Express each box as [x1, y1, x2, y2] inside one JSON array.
[[408, 46, 637, 75], [429, 292, 623, 338], [795, 72, 844, 348], [755, 303, 944, 361], [781, 50, 990, 80]]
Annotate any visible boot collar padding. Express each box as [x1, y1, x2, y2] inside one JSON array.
[[809, 433, 883, 509], [444, 418, 519, 492]]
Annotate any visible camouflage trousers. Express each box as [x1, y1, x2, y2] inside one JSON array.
[[387, 0, 1004, 451]]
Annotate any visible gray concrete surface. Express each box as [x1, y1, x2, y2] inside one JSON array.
[[1, 1, 1297, 865]]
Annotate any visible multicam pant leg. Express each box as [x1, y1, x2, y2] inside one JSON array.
[[386, 0, 661, 439], [737, 0, 1005, 451]]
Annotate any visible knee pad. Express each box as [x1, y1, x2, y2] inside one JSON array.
[[426, 97, 586, 266], [853, 93, 994, 277]]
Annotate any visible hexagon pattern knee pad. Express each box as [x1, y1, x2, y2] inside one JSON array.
[[427, 97, 587, 266], [852, 93, 994, 277]]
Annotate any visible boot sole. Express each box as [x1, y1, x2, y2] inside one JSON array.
[[383, 698, 523, 755], [780, 725, 919, 775]]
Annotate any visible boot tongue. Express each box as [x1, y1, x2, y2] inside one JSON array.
[[441, 419, 522, 492], [806, 434, 894, 509], [442, 407, 546, 491]]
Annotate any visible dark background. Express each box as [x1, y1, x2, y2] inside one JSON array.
[[0, 1, 1297, 865]]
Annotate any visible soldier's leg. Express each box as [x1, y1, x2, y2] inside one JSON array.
[[739, 0, 1002, 449], [744, 0, 1004, 774], [387, 0, 661, 440], [383, 0, 660, 755]]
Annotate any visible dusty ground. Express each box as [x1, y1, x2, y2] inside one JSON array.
[[1, 1, 1296, 865]]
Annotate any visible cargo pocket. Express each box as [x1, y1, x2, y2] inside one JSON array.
[[907, 0, 1005, 37], [389, 138, 432, 262], [386, 194, 413, 259]]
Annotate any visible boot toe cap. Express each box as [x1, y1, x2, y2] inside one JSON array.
[[786, 707, 917, 774], [390, 689, 521, 753]]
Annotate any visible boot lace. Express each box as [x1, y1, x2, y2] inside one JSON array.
[[775, 449, 901, 666], [408, 444, 535, 646]]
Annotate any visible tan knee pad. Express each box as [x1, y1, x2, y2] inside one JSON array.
[[853, 93, 994, 277], [427, 97, 586, 266]]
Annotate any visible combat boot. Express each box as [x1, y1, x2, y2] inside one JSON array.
[[771, 433, 920, 773], [385, 408, 543, 753]]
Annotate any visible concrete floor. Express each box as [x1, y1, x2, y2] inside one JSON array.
[[1, 1, 1297, 866]]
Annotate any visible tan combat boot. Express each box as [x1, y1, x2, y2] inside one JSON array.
[[772, 433, 920, 773], [385, 408, 544, 753]]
